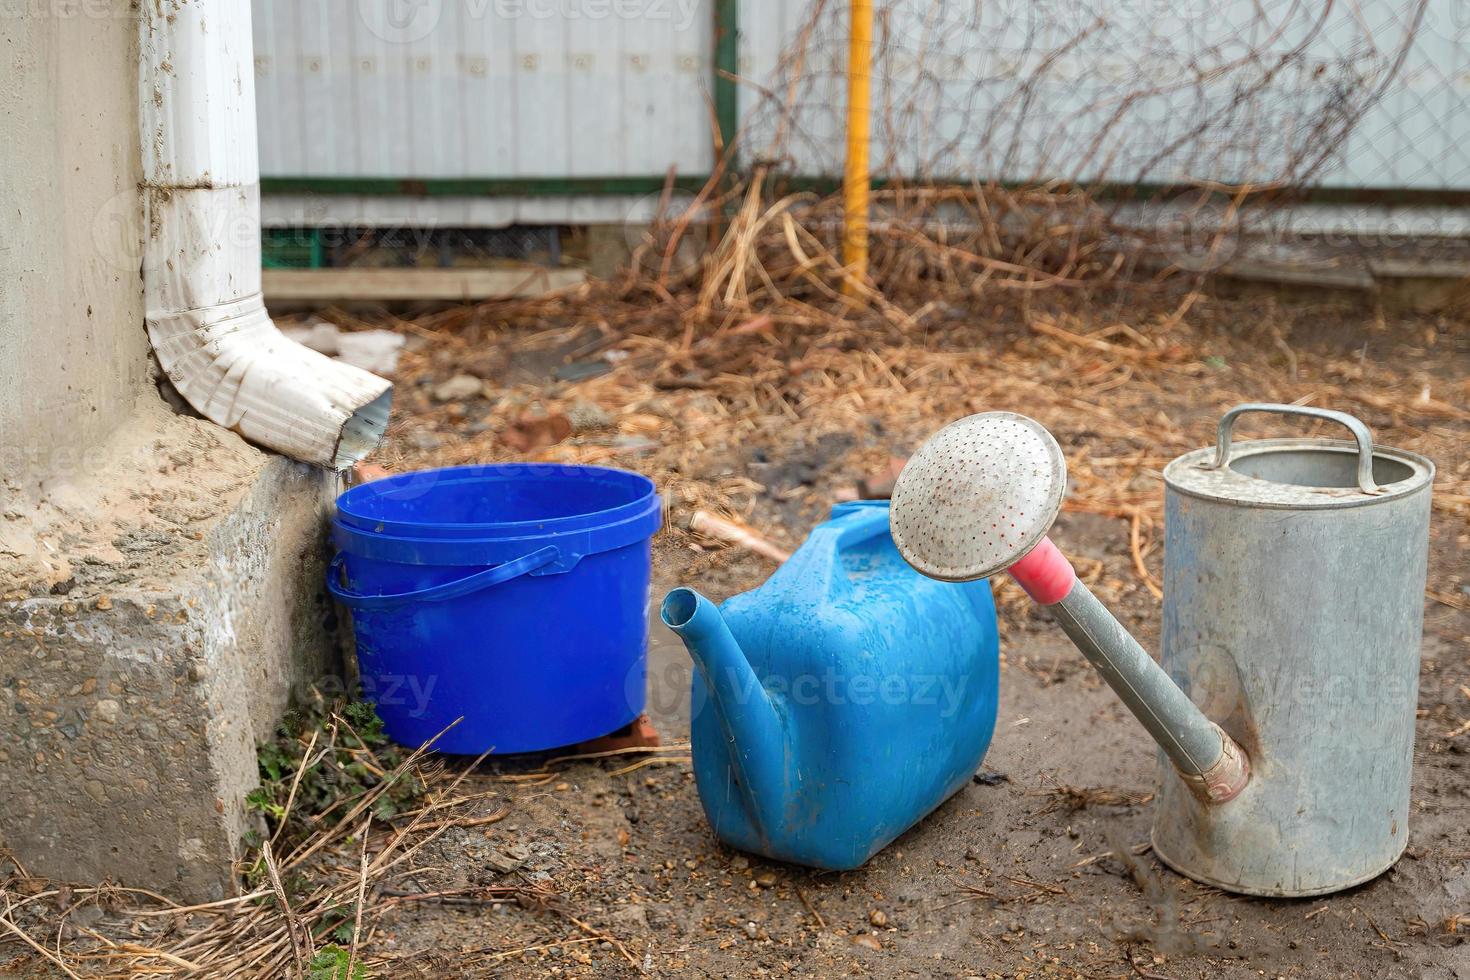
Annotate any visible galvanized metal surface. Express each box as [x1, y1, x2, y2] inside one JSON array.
[[1155, 411, 1434, 896], [1205, 403, 1381, 494]]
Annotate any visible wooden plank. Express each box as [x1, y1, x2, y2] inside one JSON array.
[[1206, 258, 1377, 292], [1367, 258, 1470, 281], [1368, 259, 1470, 314], [262, 267, 586, 301]]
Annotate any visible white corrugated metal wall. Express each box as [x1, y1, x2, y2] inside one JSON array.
[[254, 0, 1470, 227], [254, 0, 713, 177]]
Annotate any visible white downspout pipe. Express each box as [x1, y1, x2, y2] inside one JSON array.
[[139, 0, 390, 468]]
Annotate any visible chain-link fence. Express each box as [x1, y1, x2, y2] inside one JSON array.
[[741, 0, 1461, 192], [251, 0, 1470, 287]]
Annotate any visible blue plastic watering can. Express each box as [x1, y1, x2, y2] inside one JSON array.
[[660, 501, 999, 870]]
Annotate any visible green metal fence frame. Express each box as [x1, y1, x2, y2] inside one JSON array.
[[259, 174, 1470, 207]]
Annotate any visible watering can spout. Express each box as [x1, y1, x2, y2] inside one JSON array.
[[889, 413, 1251, 806], [1021, 542, 1251, 804], [661, 588, 788, 840]]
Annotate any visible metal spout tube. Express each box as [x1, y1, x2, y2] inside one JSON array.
[[1006, 538, 1249, 804], [1051, 580, 1249, 803], [887, 411, 1253, 808]]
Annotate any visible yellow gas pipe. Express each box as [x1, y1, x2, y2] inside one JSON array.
[[841, 0, 872, 296]]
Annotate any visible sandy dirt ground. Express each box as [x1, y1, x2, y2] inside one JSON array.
[[350, 294, 1468, 979], [2, 289, 1464, 979]]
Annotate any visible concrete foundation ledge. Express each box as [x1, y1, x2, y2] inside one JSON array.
[[0, 399, 337, 900]]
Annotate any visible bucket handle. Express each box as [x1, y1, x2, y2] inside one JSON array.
[[1207, 403, 1381, 495], [326, 546, 561, 610]]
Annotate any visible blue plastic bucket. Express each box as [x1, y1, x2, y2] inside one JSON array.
[[328, 463, 661, 754]]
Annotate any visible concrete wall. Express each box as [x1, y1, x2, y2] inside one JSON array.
[[0, 6, 342, 900], [0, 399, 337, 900], [0, 7, 147, 480]]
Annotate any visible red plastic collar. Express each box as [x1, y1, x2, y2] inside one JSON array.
[[1007, 537, 1075, 605]]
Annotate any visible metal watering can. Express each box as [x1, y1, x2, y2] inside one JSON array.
[[889, 404, 1434, 896], [660, 501, 1001, 870]]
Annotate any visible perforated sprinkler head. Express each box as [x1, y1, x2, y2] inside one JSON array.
[[889, 412, 1067, 582], [889, 410, 1250, 805]]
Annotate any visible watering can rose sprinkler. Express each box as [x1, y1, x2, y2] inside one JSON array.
[[888, 413, 1250, 804]]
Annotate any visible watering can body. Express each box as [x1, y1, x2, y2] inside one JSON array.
[[1154, 407, 1434, 896], [663, 501, 999, 870]]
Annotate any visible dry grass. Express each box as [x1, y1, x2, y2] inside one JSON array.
[[340, 186, 1467, 614], [1035, 784, 1157, 815], [3, 182, 1466, 978], [0, 715, 690, 978]]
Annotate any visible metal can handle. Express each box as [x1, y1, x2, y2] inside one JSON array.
[[1208, 403, 1380, 494]]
